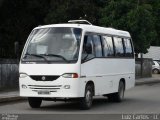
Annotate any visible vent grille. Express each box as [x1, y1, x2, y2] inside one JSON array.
[[28, 85, 62, 92]]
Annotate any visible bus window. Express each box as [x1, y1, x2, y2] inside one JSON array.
[[114, 37, 124, 57], [124, 38, 133, 57], [93, 35, 102, 57], [102, 36, 114, 57], [82, 35, 95, 61]]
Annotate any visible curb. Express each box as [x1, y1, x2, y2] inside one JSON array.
[[135, 79, 160, 85], [0, 96, 26, 103]]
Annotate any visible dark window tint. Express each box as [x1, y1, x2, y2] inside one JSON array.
[[82, 35, 95, 60], [114, 37, 124, 57], [102, 36, 114, 57], [124, 38, 133, 57], [93, 35, 102, 57]]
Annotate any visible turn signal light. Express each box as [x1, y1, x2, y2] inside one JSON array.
[[19, 73, 28, 78]]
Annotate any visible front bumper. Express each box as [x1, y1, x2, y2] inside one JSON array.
[[19, 76, 83, 98]]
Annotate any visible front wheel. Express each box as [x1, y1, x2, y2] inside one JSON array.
[[28, 97, 42, 108], [80, 85, 93, 110]]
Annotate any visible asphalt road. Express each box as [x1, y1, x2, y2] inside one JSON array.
[[0, 83, 160, 120]]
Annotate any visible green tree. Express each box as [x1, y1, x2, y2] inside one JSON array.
[[127, 4, 156, 53], [45, 0, 101, 25], [0, 0, 159, 58], [151, 0, 160, 46], [100, 0, 133, 29], [0, 0, 50, 58], [99, 0, 156, 54]]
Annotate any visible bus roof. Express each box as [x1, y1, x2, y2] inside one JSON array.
[[35, 23, 131, 38]]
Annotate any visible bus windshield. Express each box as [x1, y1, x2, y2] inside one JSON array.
[[22, 27, 82, 63]]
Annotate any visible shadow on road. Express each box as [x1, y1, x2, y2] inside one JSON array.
[[39, 97, 118, 111]]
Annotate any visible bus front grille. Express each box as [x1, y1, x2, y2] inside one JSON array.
[[28, 85, 62, 92], [29, 75, 60, 81]]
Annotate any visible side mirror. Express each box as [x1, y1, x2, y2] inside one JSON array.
[[85, 43, 92, 54]]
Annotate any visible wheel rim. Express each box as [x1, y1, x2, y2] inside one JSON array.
[[86, 90, 92, 106], [153, 69, 158, 74]]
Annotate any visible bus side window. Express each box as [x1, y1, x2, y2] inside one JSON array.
[[124, 38, 133, 57], [82, 35, 95, 60], [93, 35, 102, 57], [102, 36, 114, 57], [114, 37, 124, 57]]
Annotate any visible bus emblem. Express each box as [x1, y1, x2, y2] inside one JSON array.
[[42, 76, 46, 81]]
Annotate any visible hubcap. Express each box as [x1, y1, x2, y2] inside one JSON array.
[[154, 70, 158, 74]]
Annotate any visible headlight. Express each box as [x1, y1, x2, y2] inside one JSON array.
[[62, 73, 79, 78], [19, 73, 28, 78]]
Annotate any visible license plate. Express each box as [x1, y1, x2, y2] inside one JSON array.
[[38, 90, 50, 95]]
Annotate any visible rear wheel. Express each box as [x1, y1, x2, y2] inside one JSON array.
[[107, 81, 125, 102], [80, 85, 93, 110], [28, 97, 42, 108]]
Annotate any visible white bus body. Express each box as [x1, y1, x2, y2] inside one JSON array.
[[19, 21, 135, 109]]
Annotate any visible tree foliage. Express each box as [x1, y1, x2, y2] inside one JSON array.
[[45, 0, 101, 25], [99, 0, 157, 53], [0, 0, 159, 58]]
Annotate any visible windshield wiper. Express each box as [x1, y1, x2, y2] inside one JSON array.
[[43, 54, 70, 63], [24, 53, 49, 63]]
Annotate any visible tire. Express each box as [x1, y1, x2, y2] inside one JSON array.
[[28, 97, 42, 108], [107, 81, 125, 102], [152, 69, 159, 74], [80, 85, 93, 110]]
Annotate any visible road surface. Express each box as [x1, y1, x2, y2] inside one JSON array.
[[0, 83, 160, 120]]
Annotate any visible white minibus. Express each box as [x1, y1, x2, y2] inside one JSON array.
[[19, 20, 135, 109]]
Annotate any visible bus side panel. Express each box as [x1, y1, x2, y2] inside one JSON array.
[[81, 58, 135, 96]]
